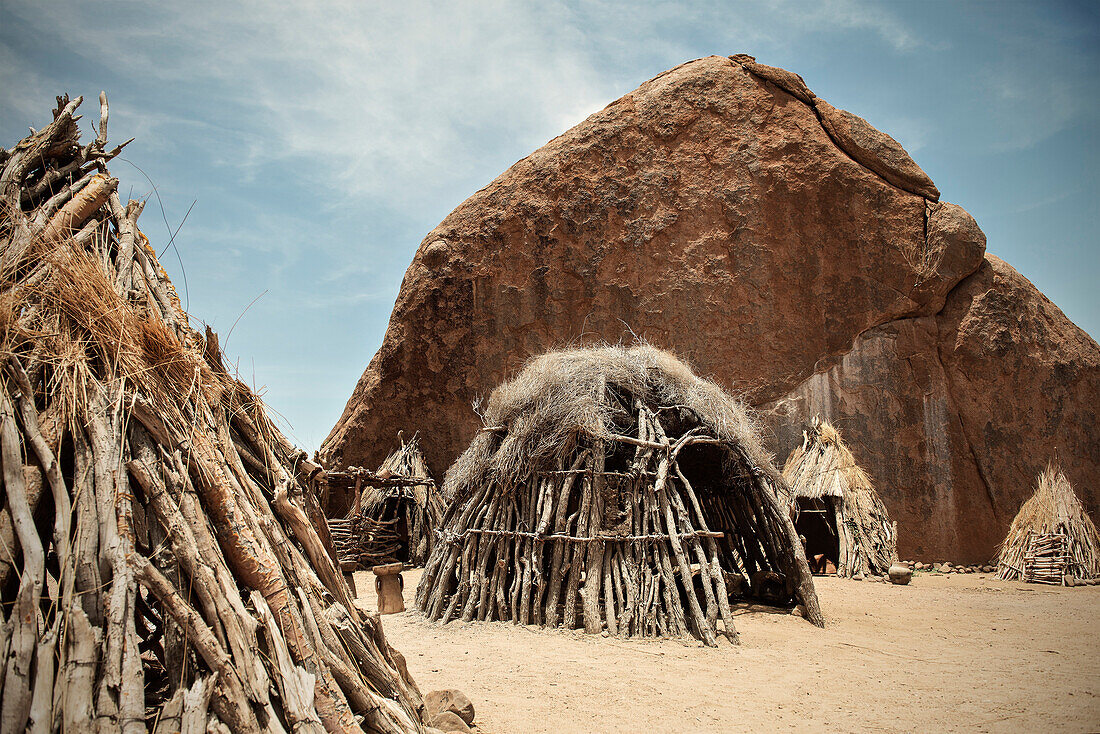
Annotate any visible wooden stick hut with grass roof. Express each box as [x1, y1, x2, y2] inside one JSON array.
[[415, 344, 824, 647], [781, 418, 898, 578], [996, 462, 1100, 585], [326, 432, 444, 568]]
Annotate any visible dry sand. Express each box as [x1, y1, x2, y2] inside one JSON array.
[[355, 569, 1100, 733]]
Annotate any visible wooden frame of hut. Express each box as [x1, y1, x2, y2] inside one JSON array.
[[996, 463, 1100, 585], [415, 346, 824, 647], [0, 96, 425, 731], [327, 434, 443, 568], [781, 419, 898, 578]]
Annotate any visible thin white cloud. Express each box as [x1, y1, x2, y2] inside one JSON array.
[[762, 0, 924, 53], [5, 1, 613, 203], [975, 71, 1088, 153], [0, 43, 61, 128], [2, 0, 933, 207]]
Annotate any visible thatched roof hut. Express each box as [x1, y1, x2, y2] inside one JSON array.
[[0, 95, 425, 731], [415, 345, 823, 646], [781, 419, 897, 578], [996, 463, 1100, 584], [328, 434, 444, 567]]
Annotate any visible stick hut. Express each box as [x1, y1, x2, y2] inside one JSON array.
[[415, 345, 824, 646], [0, 95, 426, 733], [328, 435, 443, 568], [996, 463, 1100, 584], [781, 419, 897, 578]]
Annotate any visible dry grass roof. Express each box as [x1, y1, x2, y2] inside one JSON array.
[[782, 419, 874, 501], [444, 343, 778, 502]]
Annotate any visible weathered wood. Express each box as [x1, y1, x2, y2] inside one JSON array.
[[252, 594, 325, 734], [374, 567, 406, 615], [0, 389, 43, 734], [581, 440, 606, 634], [0, 95, 428, 733], [674, 465, 737, 641]]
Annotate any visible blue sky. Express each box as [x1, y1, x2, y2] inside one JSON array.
[[2, 1, 1097, 451]]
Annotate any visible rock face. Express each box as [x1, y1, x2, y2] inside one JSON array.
[[814, 100, 940, 201], [764, 255, 1100, 562], [322, 55, 1099, 562]]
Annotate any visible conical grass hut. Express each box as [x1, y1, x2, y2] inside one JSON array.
[[328, 434, 444, 567], [996, 463, 1100, 584], [0, 95, 426, 732], [415, 345, 824, 646], [370, 434, 444, 565], [781, 419, 897, 578]]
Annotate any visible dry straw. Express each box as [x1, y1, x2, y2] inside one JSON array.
[[996, 463, 1100, 584]]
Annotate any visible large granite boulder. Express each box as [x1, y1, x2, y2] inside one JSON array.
[[321, 55, 1098, 562], [764, 255, 1099, 561]]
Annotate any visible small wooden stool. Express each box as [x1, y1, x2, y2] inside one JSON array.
[[372, 563, 405, 614]]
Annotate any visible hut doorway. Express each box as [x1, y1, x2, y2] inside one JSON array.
[[794, 498, 839, 575], [373, 490, 415, 562], [677, 440, 805, 607]]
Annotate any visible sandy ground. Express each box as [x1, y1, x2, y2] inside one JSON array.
[[354, 569, 1100, 733]]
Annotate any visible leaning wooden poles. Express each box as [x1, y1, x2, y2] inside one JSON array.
[[782, 419, 898, 578], [0, 96, 425, 732], [416, 368, 823, 646]]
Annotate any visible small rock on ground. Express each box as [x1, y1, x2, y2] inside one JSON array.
[[430, 712, 471, 733], [425, 689, 476, 725]]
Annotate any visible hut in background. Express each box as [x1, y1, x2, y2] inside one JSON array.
[[328, 433, 443, 567], [781, 419, 897, 578], [415, 345, 823, 647], [996, 463, 1100, 584]]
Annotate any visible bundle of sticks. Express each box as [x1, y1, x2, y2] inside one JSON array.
[[328, 515, 402, 568], [1022, 532, 1068, 585], [417, 397, 823, 647], [0, 95, 425, 732]]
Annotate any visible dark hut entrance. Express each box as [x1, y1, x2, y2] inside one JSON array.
[[793, 498, 839, 575], [415, 345, 824, 646]]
